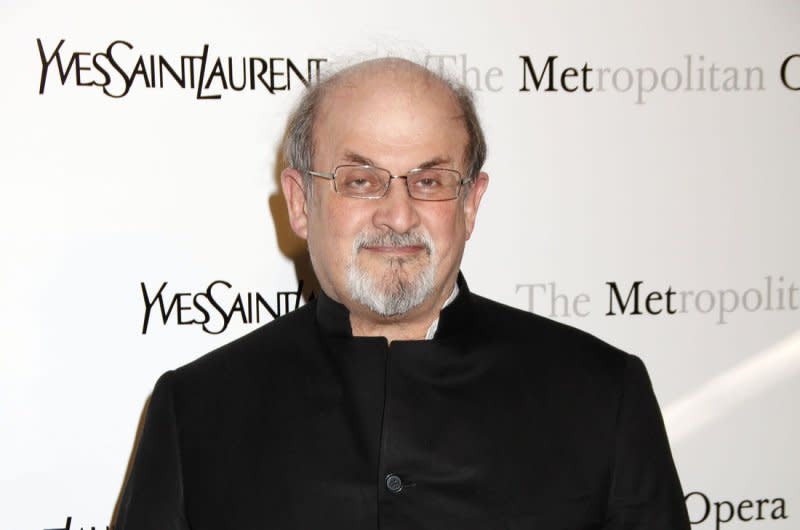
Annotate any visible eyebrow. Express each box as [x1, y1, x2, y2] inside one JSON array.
[[342, 151, 376, 166], [341, 151, 454, 171]]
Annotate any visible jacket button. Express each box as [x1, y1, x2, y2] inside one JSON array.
[[385, 473, 403, 493]]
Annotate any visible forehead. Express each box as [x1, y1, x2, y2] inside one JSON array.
[[313, 64, 468, 169]]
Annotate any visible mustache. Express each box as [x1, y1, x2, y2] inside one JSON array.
[[354, 230, 433, 255]]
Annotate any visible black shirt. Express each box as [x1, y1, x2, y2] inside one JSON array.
[[116, 276, 690, 530]]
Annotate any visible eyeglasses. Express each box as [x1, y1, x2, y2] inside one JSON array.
[[307, 165, 467, 201]]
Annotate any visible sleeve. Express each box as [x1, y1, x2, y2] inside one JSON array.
[[115, 371, 190, 530], [603, 355, 691, 530]]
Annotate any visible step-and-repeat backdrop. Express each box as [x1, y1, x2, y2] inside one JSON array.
[[2, 1, 798, 528]]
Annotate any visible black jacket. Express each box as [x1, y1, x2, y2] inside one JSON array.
[[116, 277, 690, 530]]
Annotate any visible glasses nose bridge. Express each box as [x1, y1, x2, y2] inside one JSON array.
[[384, 173, 411, 197]]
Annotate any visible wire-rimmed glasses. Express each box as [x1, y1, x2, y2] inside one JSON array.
[[308, 164, 467, 201]]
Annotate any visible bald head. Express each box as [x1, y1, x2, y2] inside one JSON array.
[[282, 57, 486, 193], [325, 57, 446, 88]]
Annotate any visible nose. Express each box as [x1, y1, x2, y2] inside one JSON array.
[[372, 177, 421, 233]]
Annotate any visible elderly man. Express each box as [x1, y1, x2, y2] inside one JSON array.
[[116, 58, 690, 530]]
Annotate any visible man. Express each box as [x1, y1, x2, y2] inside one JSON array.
[[116, 58, 690, 529]]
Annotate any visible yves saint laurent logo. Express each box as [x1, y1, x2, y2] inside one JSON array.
[[140, 280, 314, 334], [37, 39, 327, 99]]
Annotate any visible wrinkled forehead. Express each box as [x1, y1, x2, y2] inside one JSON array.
[[313, 62, 468, 167]]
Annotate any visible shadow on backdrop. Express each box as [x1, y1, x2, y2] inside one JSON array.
[[111, 118, 320, 528], [110, 395, 150, 529], [267, 138, 320, 303]]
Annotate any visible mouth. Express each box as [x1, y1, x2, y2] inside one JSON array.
[[355, 230, 433, 260], [361, 244, 427, 256]]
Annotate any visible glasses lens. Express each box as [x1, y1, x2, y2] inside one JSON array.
[[335, 166, 389, 198], [407, 169, 461, 200]]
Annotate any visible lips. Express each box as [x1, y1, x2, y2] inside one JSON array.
[[362, 244, 426, 255], [355, 230, 432, 256]]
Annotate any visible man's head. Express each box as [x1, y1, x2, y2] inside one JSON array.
[[280, 57, 489, 325]]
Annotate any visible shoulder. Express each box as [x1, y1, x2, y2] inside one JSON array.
[[467, 292, 635, 380], [168, 299, 319, 389], [469, 292, 625, 354], [466, 292, 656, 426]]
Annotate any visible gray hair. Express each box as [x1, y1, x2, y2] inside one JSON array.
[[281, 57, 487, 197]]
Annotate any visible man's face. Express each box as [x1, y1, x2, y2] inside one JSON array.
[[283, 66, 488, 321]]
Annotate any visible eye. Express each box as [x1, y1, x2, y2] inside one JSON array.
[[410, 170, 446, 191], [347, 177, 373, 188], [336, 166, 385, 195], [416, 177, 441, 188]]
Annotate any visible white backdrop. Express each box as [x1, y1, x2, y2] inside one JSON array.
[[1, 1, 798, 529]]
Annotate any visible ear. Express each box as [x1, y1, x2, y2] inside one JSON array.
[[280, 167, 309, 240], [463, 171, 489, 240]]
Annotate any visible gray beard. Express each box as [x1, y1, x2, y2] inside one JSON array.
[[346, 230, 436, 317]]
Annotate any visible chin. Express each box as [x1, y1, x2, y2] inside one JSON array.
[[346, 257, 436, 318]]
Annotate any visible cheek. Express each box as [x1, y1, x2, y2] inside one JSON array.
[[324, 202, 368, 241], [421, 207, 466, 259], [309, 200, 368, 260]]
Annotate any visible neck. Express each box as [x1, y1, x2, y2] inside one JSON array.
[[350, 316, 433, 343]]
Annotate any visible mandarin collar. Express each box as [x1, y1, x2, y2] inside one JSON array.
[[315, 272, 474, 340]]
